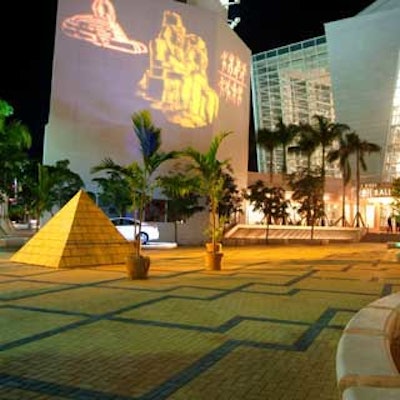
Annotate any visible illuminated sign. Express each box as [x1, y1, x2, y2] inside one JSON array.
[[360, 183, 392, 198], [61, 0, 147, 55], [218, 51, 247, 106], [137, 11, 219, 128]]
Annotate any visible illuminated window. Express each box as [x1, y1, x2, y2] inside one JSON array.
[[251, 36, 335, 175]]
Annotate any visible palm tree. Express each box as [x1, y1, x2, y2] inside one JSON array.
[[274, 117, 299, 177], [346, 132, 381, 227], [257, 127, 280, 183], [298, 115, 350, 221], [308, 115, 350, 192], [327, 135, 352, 227], [180, 131, 232, 269], [290, 123, 319, 172], [91, 110, 177, 259]]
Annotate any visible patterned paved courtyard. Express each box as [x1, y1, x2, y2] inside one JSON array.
[[1, 243, 399, 399]]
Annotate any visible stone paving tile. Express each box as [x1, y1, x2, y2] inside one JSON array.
[[11, 286, 165, 315], [328, 311, 356, 327], [0, 262, 52, 276], [243, 284, 293, 294], [0, 308, 83, 344], [2, 320, 225, 398], [0, 243, 398, 399], [171, 330, 341, 400], [0, 280, 72, 301], [21, 268, 127, 284], [294, 277, 382, 294]]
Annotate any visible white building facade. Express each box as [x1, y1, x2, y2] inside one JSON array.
[[43, 0, 250, 243], [250, 0, 400, 230]]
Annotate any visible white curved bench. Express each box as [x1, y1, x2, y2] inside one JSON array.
[[336, 292, 400, 399]]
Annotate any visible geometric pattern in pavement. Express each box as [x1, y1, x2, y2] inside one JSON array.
[[0, 243, 398, 399]]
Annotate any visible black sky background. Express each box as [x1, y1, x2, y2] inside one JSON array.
[[0, 0, 376, 161]]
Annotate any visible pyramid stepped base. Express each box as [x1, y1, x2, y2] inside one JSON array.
[[11, 241, 132, 268], [11, 190, 134, 269]]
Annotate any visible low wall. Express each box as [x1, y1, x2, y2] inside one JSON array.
[[336, 292, 400, 399], [224, 224, 366, 243]]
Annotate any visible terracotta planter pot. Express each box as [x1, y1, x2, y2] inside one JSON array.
[[126, 254, 150, 279], [205, 251, 223, 270], [205, 242, 222, 253]]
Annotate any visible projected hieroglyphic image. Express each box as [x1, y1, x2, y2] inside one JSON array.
[[137, 11, 219, 128], [218, 51, 247, 106], [61, 0, 147, 55]]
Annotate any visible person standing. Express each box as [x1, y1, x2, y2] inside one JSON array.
[[388, 215, 393, 233], [396, 215, 400, 233]]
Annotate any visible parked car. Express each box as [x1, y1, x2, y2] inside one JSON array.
[[110, 217, 159, 244]]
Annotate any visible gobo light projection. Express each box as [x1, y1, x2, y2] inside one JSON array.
[[218, 51, 247, 106], [60, 0, 247, 129], [61, 0, 148, 55], [138, 11, 219, 128]]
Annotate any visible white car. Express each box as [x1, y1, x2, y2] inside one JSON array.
[[110, 217, 159, 244]]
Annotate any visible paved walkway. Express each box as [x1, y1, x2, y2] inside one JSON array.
[[1, 243, 399, 399]]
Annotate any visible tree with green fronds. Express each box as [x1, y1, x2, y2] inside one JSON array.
[[256, 127, 280, 183], [47, 160, 85, 210], [0, 99, 32, 232], [91, 110, 177, 257], [92, 171, 131, 217], [274, 117, 299, 177], [218, 171, 244, 225], [15, 159, 84, 230], [301, 115, 350, 224], [180, 131, 232, 257], [288, 123, 319, 173], [327, 134, 352, 227], [345, 132, 381, 227], [244, 180, 289, 243], [288, 168, 324, 239]]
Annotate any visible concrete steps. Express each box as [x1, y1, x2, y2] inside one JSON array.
[[224, 224, 365, 244]]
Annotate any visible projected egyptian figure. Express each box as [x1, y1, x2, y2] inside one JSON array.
[[93, 0, 116, 22], [218, 51, 247, 106], [61, 0, 147, 55], [138, 11, 219, 128]]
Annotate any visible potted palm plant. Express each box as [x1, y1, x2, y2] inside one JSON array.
[[180, 131, 232, 270], [91, 110, 177, 279]]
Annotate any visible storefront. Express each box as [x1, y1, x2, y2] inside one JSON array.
[[360, 183, 394, 231]]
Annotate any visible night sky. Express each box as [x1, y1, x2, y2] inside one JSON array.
[[0, 0, 376, 160]]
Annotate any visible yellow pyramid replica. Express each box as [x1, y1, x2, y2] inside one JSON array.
[[11, 190, 132, 268]]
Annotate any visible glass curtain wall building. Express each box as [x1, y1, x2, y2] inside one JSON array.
[[251, 36, 337, 176], [251, 0, 400, 230]]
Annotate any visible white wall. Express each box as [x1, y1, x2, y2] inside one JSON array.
[[325, 6, 400, 181], [44, 0, 250, 193]]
